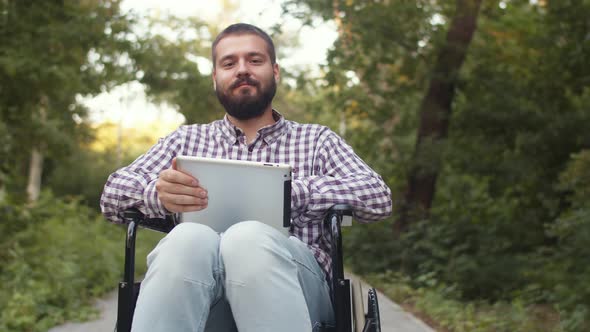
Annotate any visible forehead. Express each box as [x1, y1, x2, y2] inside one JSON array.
[[214, 34, 270, 61]]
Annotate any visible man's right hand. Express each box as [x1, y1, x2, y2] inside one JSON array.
[[156, 158, 209, 213]]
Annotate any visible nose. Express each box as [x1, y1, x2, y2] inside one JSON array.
[[236, 59, 249, 77]]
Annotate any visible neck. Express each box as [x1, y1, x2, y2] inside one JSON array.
[[227, 107, 276, 144]]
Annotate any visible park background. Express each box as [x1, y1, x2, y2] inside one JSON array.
[[1, 0, 589, 331]]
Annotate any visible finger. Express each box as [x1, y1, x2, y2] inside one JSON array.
[[164, 202, 208, 213], [157, 181, 207, 197], [161, 193, 208, 206], [160, 169, 199, 186], [170, 158, 204, 186]]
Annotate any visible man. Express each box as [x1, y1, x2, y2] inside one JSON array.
[[101, 23, 392, 332]]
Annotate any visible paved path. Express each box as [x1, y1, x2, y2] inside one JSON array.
[[48, 279, 435, 332], [48, 290, 118, 332]]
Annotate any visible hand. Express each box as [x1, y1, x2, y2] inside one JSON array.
[[156, 158, 208, 213]]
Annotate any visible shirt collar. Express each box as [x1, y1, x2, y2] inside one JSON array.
[[218, 110, 288, 145]]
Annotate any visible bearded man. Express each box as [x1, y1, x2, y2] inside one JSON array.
[[101, 23, 392, 332]]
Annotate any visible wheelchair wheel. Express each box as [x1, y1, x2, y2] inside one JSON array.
[[364, 288, 381, 332], [350, 277, 365, 332]]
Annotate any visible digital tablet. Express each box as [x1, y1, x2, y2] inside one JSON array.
[[175, 156, 292, 236]]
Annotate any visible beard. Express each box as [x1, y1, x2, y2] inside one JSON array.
[[216, 76, 277, 120]]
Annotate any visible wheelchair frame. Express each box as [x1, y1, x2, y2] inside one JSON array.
[[116, 205, 381, 332]]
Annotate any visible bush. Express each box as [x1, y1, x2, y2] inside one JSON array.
[[533, 150, 590, 331], [344, 164, 588, 330], [45, 146, 138, 212], [345, 173, 534, 301], [368, 271, 561, 332], [0, 192, 162, 332]]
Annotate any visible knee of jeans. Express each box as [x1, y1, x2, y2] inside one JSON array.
[[220, 221, 285, 277], [151, 222, 219, 269]]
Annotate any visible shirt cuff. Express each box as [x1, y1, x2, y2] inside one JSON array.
[[143, 179, 169, 218], [291, 177, 312, 212]]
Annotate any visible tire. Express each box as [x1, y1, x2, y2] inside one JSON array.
[[365, 288, 381, 332]]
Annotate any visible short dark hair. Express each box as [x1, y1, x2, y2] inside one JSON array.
[[211, 23, 276, 68]]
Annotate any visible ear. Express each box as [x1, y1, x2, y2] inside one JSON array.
[[273, 63, 280, 83], [212, 71, 217, 91]]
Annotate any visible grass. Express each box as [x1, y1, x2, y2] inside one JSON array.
[[365, 271, 562, 332]]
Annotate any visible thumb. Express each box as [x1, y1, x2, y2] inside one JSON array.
[[171, 157, 177, 170]]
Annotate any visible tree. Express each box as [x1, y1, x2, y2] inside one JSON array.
[[130, 15, 223, 124], [289, 0, 590, 313], [287, 0, 484, 230], [397, 0, 482, 232], [0, 0, 134, 202]]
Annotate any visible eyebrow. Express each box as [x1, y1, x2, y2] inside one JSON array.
[[217, 51, 267, 64]]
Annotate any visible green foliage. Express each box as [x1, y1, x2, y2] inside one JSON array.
[[531, 150, 590, 331], [342, 218, 398, 273], [346, 173, 533, 300], [0, 0, 586, 331], [294, 0, 590, 330], [368, 271, 561, 332], [45, 146, 138, 211], [0, 0, 135, 194], [130, 14, 222, 124], [0, 193, 162, 331]]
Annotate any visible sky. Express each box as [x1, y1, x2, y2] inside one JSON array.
[[85, 0, 337, 134]]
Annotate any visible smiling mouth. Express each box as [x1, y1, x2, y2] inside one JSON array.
[[232, 78, 258, 90]]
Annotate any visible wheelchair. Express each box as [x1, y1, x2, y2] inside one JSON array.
[[116, 204, 381, 332]]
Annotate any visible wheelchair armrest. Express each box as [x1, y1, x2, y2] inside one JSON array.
[[120, 209, 177, 307], [123, 208, 176, 234], [326, 204, 354, 215], [326, 204, 353, 226], [324, 204, 354, 332], [120, 208, 176, 332], [121, 209, 176, 283], [324, 204, 353, 281]]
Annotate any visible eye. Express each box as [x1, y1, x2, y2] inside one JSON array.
[[250, 57, 263, 64], [221, 61, 234, 68]]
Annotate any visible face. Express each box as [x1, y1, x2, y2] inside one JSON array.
[[213, 34, 279, 120]]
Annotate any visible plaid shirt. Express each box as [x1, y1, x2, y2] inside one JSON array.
[[100, 111, 392, 278]]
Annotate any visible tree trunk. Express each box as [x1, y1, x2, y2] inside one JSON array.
[[26, 148, 44, 202], [395, 0, 483, 233], [26, 96, 48, 203]]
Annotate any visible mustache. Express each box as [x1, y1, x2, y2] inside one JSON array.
[[230, 77, 259, 89]]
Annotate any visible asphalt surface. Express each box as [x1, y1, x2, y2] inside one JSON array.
[[48, 277, 436, 332]]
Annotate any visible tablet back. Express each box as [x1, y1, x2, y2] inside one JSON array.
[[175, 156, 292, 236]]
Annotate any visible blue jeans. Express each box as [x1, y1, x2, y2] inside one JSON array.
[[130, 221, 334, 332]]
